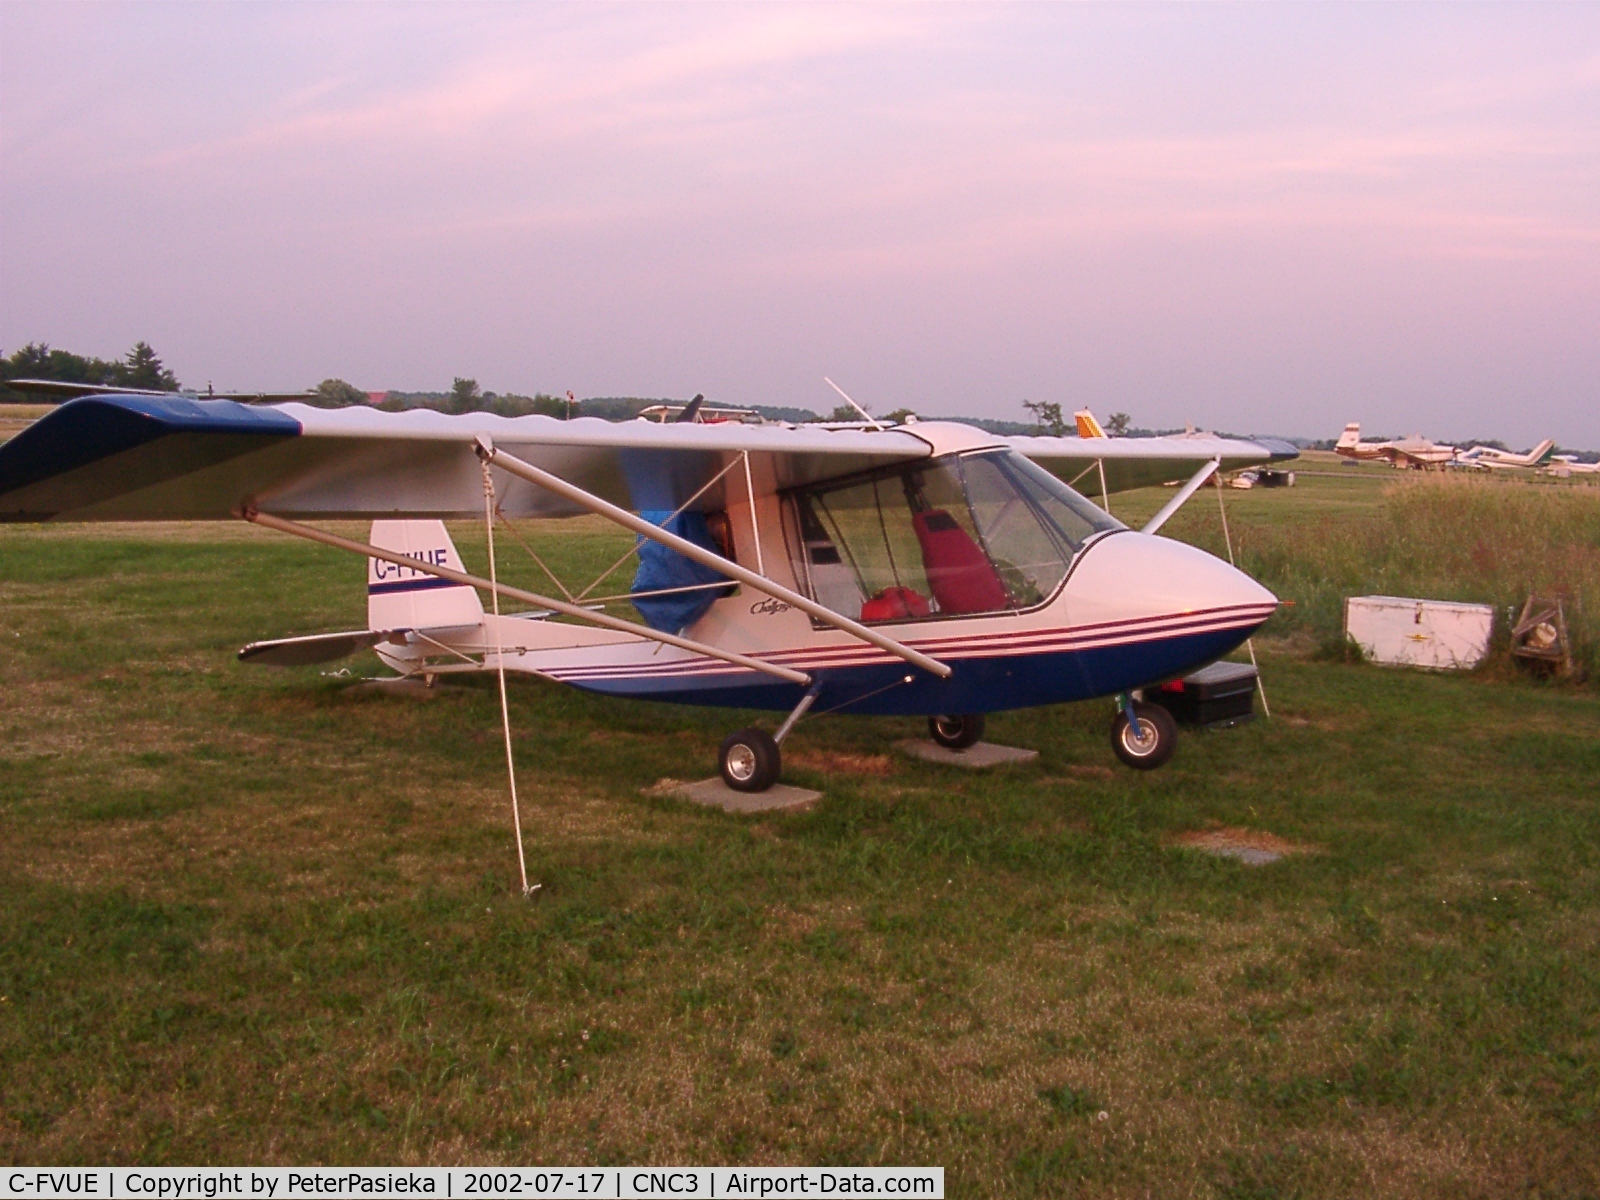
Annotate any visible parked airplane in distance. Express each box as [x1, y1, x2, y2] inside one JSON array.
[[1548, 455, 1600, 476], [1334, 423, 1458, 469], [1453, 439, 1558, 470]]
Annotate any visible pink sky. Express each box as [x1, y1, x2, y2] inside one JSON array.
[[3, 3, 1597, 444]]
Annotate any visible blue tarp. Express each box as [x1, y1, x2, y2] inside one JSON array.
[[630, 511, 736, 633]]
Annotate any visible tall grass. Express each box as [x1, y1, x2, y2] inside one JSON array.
[[1221, 476, 1600, 680]]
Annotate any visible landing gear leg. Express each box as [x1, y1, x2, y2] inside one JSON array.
[[718, 686, 820, 794], [1110, 693, 1177, 770]]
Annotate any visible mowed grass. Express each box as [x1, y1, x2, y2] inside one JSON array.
[[2, 476, 1599, 1197]]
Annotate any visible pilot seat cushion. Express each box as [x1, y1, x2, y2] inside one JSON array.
[[861, 586, 930, 622], [913, 509, 1008, 614]]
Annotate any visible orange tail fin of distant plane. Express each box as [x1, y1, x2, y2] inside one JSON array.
[[1074, 409, 1107, 438]]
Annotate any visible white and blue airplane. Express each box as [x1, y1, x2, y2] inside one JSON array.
[[0, 389, 1293, 791]]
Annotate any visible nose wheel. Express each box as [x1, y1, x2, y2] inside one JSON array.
[[1110, 701, 1177, 770]]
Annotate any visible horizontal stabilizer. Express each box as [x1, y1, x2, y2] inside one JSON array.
[[238, 629, 391, 667]]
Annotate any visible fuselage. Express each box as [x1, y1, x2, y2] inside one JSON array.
[[376, 429, 1277, 716]]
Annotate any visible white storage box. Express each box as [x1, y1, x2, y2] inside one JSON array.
[[1344, 595, 1495, 670]]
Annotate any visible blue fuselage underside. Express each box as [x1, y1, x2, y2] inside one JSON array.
[[564, 625, 1255, 716]]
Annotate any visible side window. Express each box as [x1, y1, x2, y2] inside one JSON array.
[[999, 452, 1125, 551], [794, 493, 870, 618], [959, 455, 1072, 607], [787, 451, 1114, 624], [802, 477, 934, 620]]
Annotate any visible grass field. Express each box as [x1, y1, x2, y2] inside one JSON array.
[[2, 463, 1598, 1196]]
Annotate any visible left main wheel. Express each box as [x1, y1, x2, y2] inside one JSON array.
[[719, 727, 781, 792]]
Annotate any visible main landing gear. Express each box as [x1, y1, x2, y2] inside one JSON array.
[[717, 685, 822, 793], [719, 728, 781, 792], [1110, 695, 1178, 770], [718, 692, 1178, 790], [928, 713, 985, 750]]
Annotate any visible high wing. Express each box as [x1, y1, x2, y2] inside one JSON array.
[[0, 393, 1294, 523], [0, 394, 932, 521], [1004, 432, 1297, 494]]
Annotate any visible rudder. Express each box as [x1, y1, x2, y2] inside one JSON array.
[[367, 520, 484, 632]]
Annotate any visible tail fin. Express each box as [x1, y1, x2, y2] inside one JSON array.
[[1529, 438, 1556, 465], [367, 520, 484, 632], [1337, 422, 1361, 450], [1074, 409, 1107, 438]]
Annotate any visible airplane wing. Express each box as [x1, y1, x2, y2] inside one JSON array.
[[0, 393, 933, 522], [0, 392, 1295, 523], [1005, 433, 1296, 494], [5, 379, 315, 404]]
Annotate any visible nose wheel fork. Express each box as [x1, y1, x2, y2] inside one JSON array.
[[1110, 693, 1178, 770]]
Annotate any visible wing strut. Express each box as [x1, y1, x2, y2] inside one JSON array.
[[474, 437, 953, 680], [241, 508, 812, 687], [1141, 458, 1221, 536]]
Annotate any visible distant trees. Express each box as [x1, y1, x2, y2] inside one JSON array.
[[1, 341, 180, 400], [491, 392, 567, 418], [310, 378, 368, 408], [450, 377, 485, 414], [1020, 402, 1131, 437], [1022, 399, 1068, 436], [121, 342, 179, 390]]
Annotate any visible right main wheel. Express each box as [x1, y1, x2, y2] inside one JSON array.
[[719, 727, 781, 792], [1110, 702, 1178, 770], [928, 713, 985, 750]]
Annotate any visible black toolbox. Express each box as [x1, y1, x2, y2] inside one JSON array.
[[1146, 660, 1258, 729]]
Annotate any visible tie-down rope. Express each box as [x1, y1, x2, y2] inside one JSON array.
[[1214, 474, 1270, 719], [483, 462, 537, 897]]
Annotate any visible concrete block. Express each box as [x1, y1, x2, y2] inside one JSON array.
[[655, 778, 823, 814], [897, 740, 1039, 769]]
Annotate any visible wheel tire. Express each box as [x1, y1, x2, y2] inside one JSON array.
[[928, 713, 985, 751], [1110, 702, 1178, 771], [719, 727, 781, 793]]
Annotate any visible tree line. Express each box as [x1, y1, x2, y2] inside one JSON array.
[[1, 341, 179, 400], [1, 342, 1178, 443]]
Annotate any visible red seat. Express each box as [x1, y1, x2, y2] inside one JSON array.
[[913, 509, 1008, 614]]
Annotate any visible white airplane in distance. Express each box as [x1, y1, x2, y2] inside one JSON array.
[[1547, 455, 1600, 476], [0, 382, 1298, 790], [1334, 423, 1457, 469], [1453, 439, 1558, 471]]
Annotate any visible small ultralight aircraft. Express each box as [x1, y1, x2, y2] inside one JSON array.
[[0, 389, 1293, 791]]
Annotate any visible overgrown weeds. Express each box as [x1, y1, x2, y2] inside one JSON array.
[[1178, 474, 1600, 681]]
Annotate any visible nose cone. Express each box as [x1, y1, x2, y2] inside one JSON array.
[[1063, 532, 1277, 689], [1071, 531, 1276, 617]]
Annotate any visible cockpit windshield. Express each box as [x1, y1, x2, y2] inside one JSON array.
[[788, 449, 1124, 623]]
